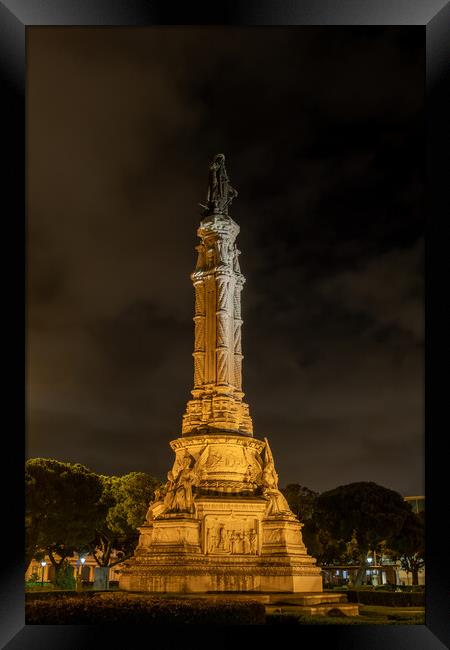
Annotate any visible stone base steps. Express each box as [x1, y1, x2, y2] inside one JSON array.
[[268, 592, 348, 605], [265, 592, 359, 617], [266, 603, 360, 617], [139, 590, 359, 617]]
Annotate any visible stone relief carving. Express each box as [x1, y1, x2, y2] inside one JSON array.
[[206, 520, 258, 555], [215, 239, 234, 268], [264, 529, 283, 544], [204, 445, 247, 471]]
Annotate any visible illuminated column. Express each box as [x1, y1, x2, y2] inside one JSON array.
[[182, 154, 253, 436], [193, 281, 206, 388], [215, 273, 232, 385], [233, 279, 244, 393]]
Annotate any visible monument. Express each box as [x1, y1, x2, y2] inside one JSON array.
[[119, 154, 323, 593]]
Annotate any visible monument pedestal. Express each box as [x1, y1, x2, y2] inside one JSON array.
[[119, 463, 322, 593]]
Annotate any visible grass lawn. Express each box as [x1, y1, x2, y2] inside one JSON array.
[[266, 604, 425, 625]]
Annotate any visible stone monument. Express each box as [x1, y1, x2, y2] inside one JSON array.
[[119, 154, 323, 593]]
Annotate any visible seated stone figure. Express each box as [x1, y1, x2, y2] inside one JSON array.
[[261, 461, 292, 517]]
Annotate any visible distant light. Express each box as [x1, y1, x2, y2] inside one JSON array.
[[40, 561, 46, 567], [80, 557, 86, 565], [367, 557, 373, 563]]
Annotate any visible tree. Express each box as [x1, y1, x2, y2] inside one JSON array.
[[282, 484, 319, 521], [387, 510, 425, 585], [315, 482, 411, 586], [281, 483, 324, 558], [89, 472, 160, 569], [26, 458, 107, 585]]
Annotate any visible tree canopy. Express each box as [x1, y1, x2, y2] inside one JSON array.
[[25, 458, 107, 579], [26, 458, 160, 577], [387, 510, 425, 585], [315, 481, 412, 585], [89, 471, 160, 567]]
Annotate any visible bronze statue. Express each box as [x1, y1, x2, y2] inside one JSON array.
[[199, 153, 238, 215]]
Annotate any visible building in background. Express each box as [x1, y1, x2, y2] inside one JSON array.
[[26, 553, 123, 585], [404, 495, 425, 515]]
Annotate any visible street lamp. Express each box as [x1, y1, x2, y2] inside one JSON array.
[[40, 560, 46, 587]]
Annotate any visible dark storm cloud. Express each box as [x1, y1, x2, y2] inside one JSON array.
[[27, 27, 424, 494]]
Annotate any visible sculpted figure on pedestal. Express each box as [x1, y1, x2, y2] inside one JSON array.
[[262, 438, 292, 516], [147, 454, 198, 521], [199, 153, 238, 215], [145, 485, 167, 522], [170, 453, 198, 514]]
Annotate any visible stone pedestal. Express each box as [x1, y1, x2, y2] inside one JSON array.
[[119, 435, 322, 593]]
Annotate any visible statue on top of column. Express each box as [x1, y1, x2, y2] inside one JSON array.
[[199, 153, 238, 215]]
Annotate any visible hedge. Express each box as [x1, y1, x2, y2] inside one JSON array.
[[344, 590, 424, 607], [26, 593, 266, 625]]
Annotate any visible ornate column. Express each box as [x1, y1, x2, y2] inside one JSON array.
[[192, 280, 205, 388], [182, 154, 253, 436], [233, 279, 244, 394], [216, 273, 231, 385]]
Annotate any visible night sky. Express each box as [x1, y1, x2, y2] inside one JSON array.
[[27, 27, 424, 496]]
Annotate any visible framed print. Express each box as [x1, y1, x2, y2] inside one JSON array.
[[1, 1, 448, 648]]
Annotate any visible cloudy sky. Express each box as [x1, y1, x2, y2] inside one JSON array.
[[27, 27, 424, 495]]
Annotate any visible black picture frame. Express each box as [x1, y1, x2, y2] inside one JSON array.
[[2, 1, 448, 647]]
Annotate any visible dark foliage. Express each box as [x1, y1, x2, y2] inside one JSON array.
[[26, 593, 266, 625], [344, 589, 424, 607], [315, 481, 412, 585]]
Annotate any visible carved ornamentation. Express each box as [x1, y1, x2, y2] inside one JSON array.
[[216, 349, 228, 383], [205, 521, 259, 555], [233, 285, 242, 318], [195, 247, 206, 273], [216, 277, 229, 310], [193, 352, 204, 387], [233, 355, 242, 390], [194, 318, 205, 352], [233, 321, 242, 353], [194, 282, 205, 314], [217, 314, 228, 347]]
